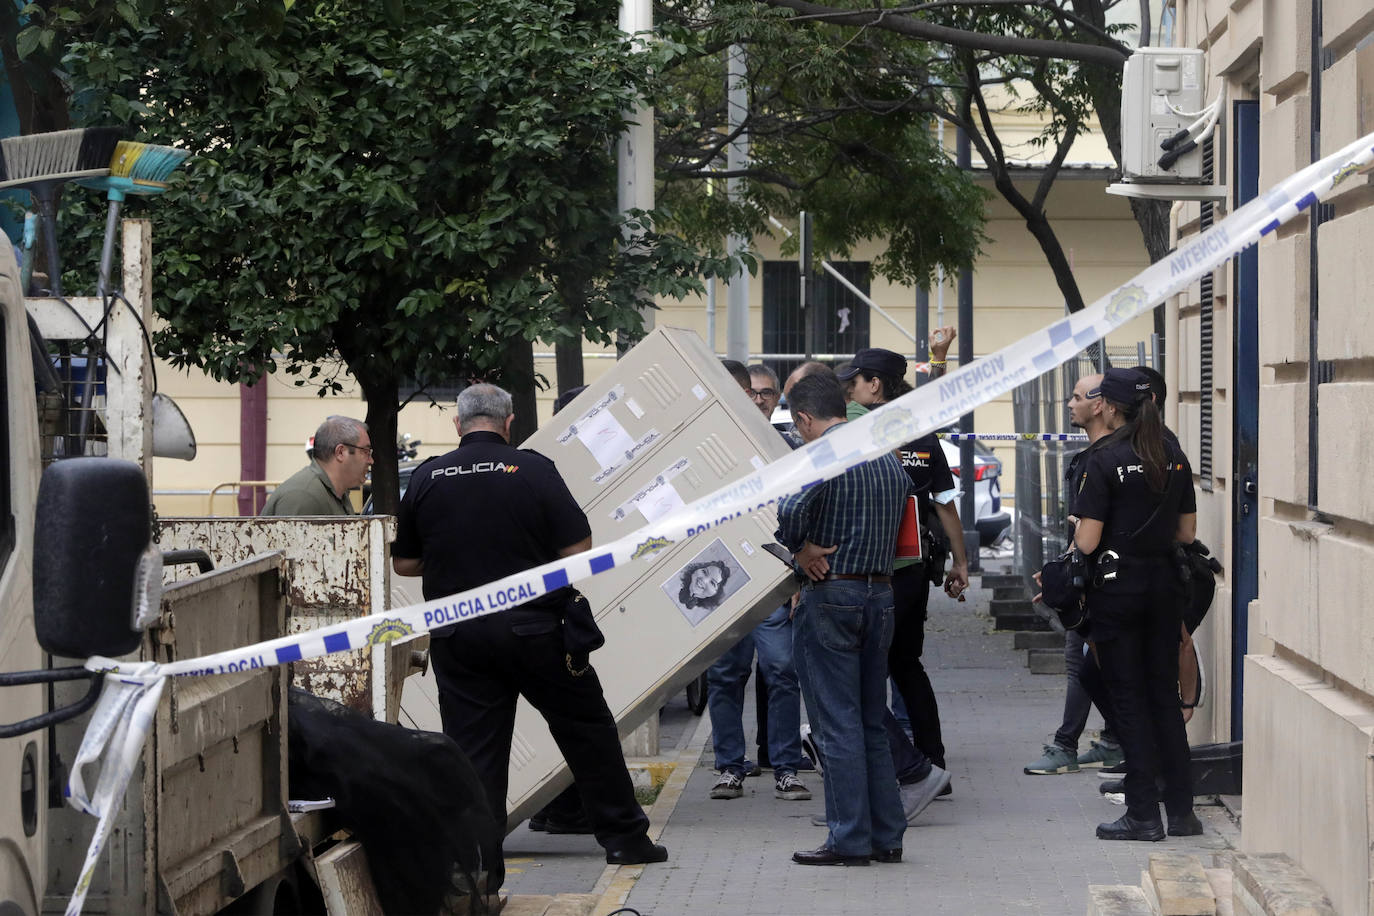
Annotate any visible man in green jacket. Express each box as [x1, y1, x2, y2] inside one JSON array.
[[261, 415, 373, 516]]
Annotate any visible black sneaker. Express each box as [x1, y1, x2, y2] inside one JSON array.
[[710, 770, 745, 799], [1099, 778, 1125, 795], [774, 771, 812, 801]]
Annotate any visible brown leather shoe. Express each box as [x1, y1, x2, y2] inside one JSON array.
[[870, 848, 902, 864], [792, 846, 870, 866]]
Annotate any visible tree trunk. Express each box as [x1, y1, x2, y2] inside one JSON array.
[[352, 366, 402, 517], [555, 333, 584, 393], [501, 335, 538, 445]]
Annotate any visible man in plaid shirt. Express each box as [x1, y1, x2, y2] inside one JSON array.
[[776, 373, 909, 867]]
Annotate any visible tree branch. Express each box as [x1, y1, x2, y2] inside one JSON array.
[[754, 0, 1130, 68]]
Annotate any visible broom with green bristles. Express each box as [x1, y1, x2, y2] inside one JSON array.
[[0, 127, 125, 296], [78, 140, 192, 297]]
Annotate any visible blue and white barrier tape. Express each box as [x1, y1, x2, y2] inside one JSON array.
[[938, 432, 1089, 442], [60, 130, 1374, 916]]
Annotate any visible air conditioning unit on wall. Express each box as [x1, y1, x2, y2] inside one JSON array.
[[1109, 47, 1227, 202]]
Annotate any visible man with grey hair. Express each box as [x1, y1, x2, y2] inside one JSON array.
[[261, 415, 372, 515], [393, 383, 666, 894]]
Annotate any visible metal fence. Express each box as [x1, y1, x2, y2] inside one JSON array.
[[1011, 343, 1159, 591]]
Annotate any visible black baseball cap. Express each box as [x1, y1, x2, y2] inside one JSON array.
[[1096, 368, 1152, 404], [836, 348, 907, 381]]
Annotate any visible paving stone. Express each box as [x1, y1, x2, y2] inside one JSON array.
[[506, 562, 1233, 914], [1087, 884, 1154, 916]]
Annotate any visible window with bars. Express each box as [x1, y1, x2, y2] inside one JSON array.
[[761, 261, 871, 382]]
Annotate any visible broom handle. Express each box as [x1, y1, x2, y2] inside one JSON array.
[[97, 198, 122, 298]]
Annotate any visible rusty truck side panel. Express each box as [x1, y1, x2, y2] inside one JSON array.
[[153, 554, 296, 915], [157, 517, 408, 720]]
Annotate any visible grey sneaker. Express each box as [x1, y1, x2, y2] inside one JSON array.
[[1024, 744, 1079, 775], [810, 812, 827, 826], [800, 724, 824, 777], [775, 771, 812, 801], [710, 770, 745, 799], [1077, 740, 1124, 770], [899, 765, 951, 824]]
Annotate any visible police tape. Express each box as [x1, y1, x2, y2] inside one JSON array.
[[938, 432, 1089, 442], [59, 130, 1374, 915]]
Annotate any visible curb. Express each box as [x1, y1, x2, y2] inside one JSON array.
[[591, 710, 714, 915]]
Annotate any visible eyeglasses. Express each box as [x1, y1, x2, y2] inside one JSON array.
[[344, 442, 374, 456], [749, 388, 778, 400]]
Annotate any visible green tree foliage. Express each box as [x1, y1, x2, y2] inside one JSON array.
[[36, 0, 727, 510], [652, 0, 991, 288]]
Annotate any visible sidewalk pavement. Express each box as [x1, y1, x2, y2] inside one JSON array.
[[502, 561, 1236, 914]]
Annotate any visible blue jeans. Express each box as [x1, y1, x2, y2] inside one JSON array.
[[707, 603, 805, 774], [793, 579, 905, 856]]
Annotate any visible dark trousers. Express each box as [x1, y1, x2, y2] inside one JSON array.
[[889, 563, 945, 767], [1055, 630, 1118, 751], [430, 610, 649, 892], [1091, 577, 1192, 822]]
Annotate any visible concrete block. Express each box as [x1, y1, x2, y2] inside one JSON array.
[[1318, 211, 1374, 362], [1256, 232, 1308, 369], [543, 894, 598, 916], [1231, 853, 1336, 916], [1259, 94, 1311, 196], [1317, 383, 1374, 521], [1256, 382, 1308, 508], [1322, 0, 1374, 55], [990, 597, 1033, 616], [1241, 656, 1374, 915], [1206, 867, 1236, 916], [1086, 884, 1154, 916], [981, 573, 1023, 590], [1149, 853, 1218, 915], [1261, 0, 1312, 96], [620, 716, 659, 757], [993, 585, 1029, 601], [1315, 533, 1374, 696], [1013, 631, 1063, 651], [1255, 516, 1319, 657], [993, 612, 1051, 633], [1028, 648, 1067, 675]]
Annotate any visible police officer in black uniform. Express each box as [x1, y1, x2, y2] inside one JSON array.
[[1072, 368, 1201, 841], [839, 348, 969, 773], [392, 384, 666, 894]]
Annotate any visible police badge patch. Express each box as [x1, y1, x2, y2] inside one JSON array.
[[1106, 284, 1147, 324], [631, 536, 673, 560], [872, 407, 920, 449], [366, 618, 415, 646]]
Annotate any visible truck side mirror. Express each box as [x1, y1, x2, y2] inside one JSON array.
[[33, 458, 152, 659]]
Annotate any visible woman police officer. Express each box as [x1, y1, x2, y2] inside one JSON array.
[[1072, 368, 1202, 841]]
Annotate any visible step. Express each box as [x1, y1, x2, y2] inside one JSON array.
[[981, 573, 1022, 590], [990, 597, 1034, 616], [993, 585, 1029, 601], [1028, 647, 1067, 675], [1230, 854, 1336, 916], [1014, 630, 1064, 650], [1145, 853, 1217, 915], [1087, 884, 1154, 916], [993, 613, 1052, 632], [500, 894, 598, 916]]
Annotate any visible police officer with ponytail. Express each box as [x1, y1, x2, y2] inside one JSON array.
[[1072, 368, 1201, 842]]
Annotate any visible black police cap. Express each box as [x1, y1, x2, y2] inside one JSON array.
[[1096, 368, 1152, 405], [836, 348, 907, 381]]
